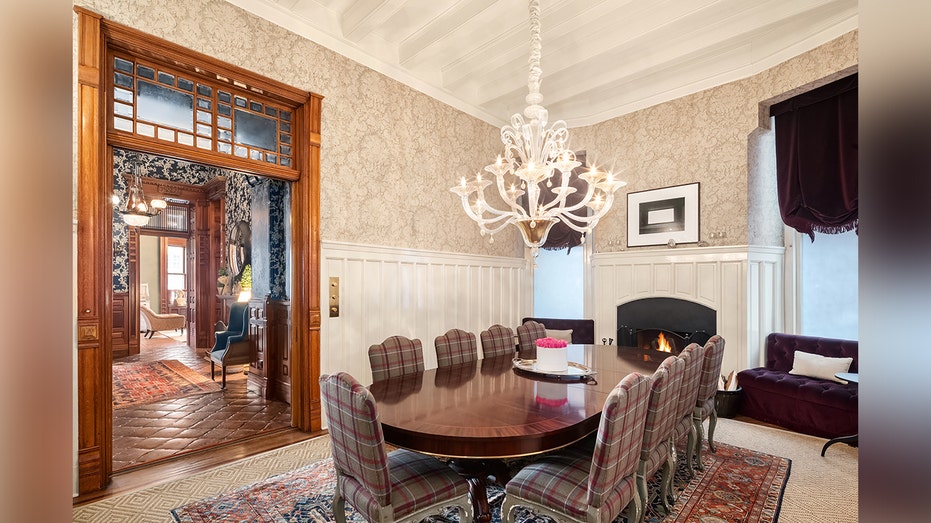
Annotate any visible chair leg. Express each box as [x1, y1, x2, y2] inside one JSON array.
[[625, 488, 643, 523], [695, 418, 706, 470], [664, 447, 677, 505], [332, 489, 347, 523], [686, 425, 697, 477], [221, 365, 227, 389], [500, 494, 516, 523], [636, 473, 648, 523], [210, 361, 215, 381], [708, 409, 719, 453]]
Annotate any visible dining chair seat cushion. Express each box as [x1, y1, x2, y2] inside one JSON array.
[[640, 442, 670, 480], [505, 446, 637, 523], [342, 448, 471, 522]]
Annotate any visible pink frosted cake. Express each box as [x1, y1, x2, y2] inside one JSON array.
[[535, 337, 569, 372]]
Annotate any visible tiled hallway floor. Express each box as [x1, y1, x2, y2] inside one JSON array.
[[112, 332, 292, 471]]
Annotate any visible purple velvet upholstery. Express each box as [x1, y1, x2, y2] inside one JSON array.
[[737, 333, 858, 439]]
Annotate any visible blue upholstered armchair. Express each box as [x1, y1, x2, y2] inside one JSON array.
[[208, 302, 251, 389]]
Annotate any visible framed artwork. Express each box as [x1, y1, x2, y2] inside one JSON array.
[[627, 182, 700, 247]]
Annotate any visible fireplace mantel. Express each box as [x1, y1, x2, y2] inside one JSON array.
[[592, 245, 784, 374]]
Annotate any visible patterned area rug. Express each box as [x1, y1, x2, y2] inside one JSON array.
[[171, 441, 790, 523], [113, 360, 223, 408]]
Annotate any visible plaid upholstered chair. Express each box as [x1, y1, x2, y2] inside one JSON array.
[[667, 342, 706, 499], [501, 372, 652, 523], [434, 328, 478, 367], [692, 335, 726, 469], [636, 355, 685, 519], [479, 324, 515, 359], [516, 320, 546, 359], [368, 335, 425, 383], [319, 372, 473, 523]]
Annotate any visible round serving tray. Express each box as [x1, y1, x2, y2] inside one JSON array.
[[512, 357, 597, 382]]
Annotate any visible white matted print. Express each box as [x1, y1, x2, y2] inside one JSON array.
[[627, 182, 699, 247]]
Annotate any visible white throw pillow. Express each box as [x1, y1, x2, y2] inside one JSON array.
[[788, 350, 853, 383], [545, 328, 573, 344]]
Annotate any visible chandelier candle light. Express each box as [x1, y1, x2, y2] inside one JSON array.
[[118, 164, 166, 227], [451, 0, 626, 252]]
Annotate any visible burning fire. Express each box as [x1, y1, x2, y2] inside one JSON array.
[[656, 332, 673, 353]]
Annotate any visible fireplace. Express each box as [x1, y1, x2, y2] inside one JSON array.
[[617, 298, 716, 354]]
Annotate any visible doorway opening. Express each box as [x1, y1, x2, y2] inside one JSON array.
[[110, 150, 292, 472]]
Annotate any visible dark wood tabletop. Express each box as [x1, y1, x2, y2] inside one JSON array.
[[369, 344, 669, 459]]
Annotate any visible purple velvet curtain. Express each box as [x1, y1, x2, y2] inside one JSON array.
[[771, 73, 858, 241]]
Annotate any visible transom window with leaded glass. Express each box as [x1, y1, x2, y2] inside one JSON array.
[[111, 54, 294, 169]]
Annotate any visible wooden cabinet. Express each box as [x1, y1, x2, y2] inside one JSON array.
[[245, 297, 291, 404]]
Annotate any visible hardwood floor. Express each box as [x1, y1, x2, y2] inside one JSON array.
[[100, 330, 298, 492]]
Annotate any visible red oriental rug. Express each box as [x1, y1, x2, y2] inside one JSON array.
[[171, 441, 790, 523], [113, 360, 222, 408]]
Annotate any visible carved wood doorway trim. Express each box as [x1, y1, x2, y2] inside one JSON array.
[[75, 6, 322, 494]]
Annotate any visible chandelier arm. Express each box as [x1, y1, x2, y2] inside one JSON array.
[[492, 174, 528, 217], [557, 198, 618, 226], [551, 187, 598, 214], [555, 217, 598, 235]]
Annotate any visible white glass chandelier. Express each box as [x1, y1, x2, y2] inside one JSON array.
[[451, 0, 626, 251], [118, 164, 166, 227]]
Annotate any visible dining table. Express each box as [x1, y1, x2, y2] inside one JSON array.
[[368, 344, 670, 522]]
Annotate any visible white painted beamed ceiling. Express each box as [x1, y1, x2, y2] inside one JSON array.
[[228, 0, 857, 127]]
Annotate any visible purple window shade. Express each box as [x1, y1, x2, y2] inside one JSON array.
[[771, 73, 858, 241]]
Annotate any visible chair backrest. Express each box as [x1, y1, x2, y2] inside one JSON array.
[[516, 320, 546, 358], [319, 372, 391, 507], [640, 355, 685, 460], [587, 372, 651, 509], [673, 343, 706, 424], [434, 328, 478, 367], [695, 335, 726, 408], [368, 335, 425, 382], [226, 302, 249, 334], [480, 324, 515, 359]]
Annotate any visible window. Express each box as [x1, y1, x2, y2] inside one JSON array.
[[111, 54, 294, 169], [799, 230, 858, 340], [163, 238, 187, 308], [533, 247, 584, 318]]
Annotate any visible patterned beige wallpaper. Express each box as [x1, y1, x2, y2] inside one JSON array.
[[76, 0, 856, 256], [76, 0, 521, 258], [571, 30, 859, 251]]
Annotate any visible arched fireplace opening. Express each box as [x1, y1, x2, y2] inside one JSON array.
[[617, 297, 716, 354]]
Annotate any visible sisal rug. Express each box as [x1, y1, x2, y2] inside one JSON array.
[[112, 359, 223, 408], [171, 441, 790, 523]]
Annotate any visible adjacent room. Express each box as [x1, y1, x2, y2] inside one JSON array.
[[72, 1, 859, 521]]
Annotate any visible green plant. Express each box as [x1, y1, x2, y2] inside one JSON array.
[[240, 264, 252, 290]]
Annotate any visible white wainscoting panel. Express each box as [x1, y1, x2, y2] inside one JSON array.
[[592, 246, 784, 375], [321, 241, 531, 385]]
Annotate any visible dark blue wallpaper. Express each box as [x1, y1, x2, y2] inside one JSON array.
[[112, 149, 287, 297]]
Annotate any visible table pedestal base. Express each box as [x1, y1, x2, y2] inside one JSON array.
[[821, 434, 858, 456], [449, 459, 511, 523]]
